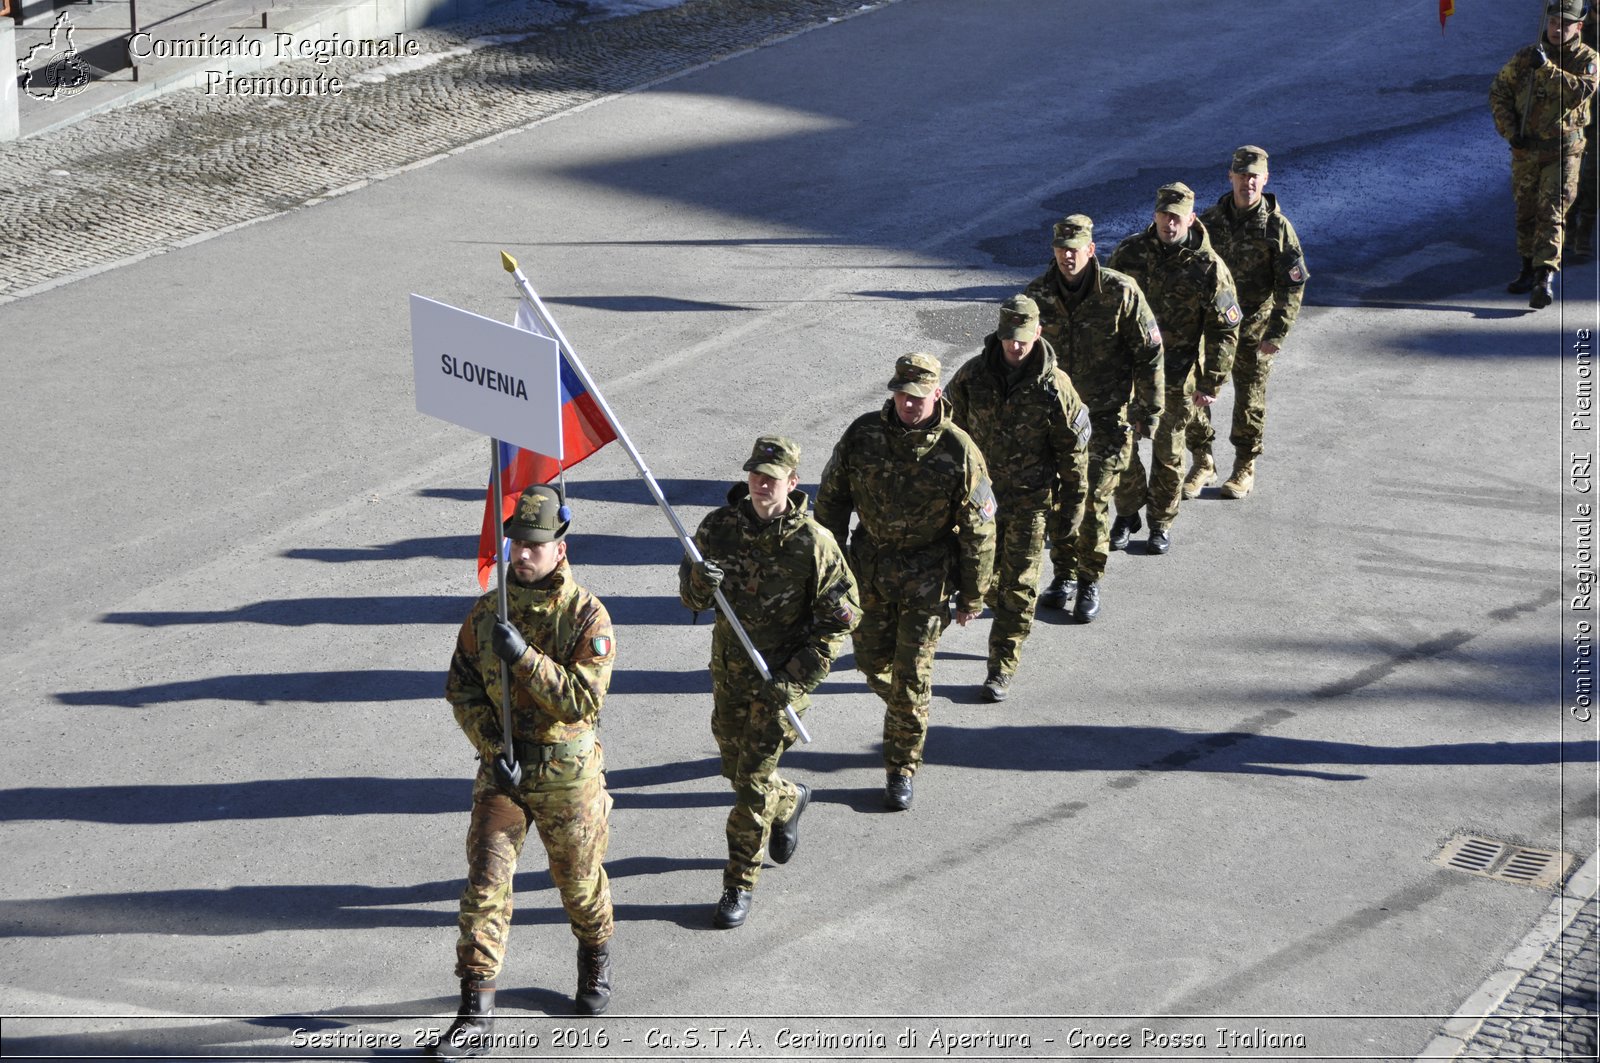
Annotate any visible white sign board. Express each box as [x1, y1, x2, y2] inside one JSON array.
[[410, 294, 563, 458]]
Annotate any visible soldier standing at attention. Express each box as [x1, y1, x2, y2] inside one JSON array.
[[815, 354, 996, 811], [1491, 0, 1598, 307], [1182, 146, 1308, 501], [432, 484, 616, 1061], [945, 295, 1089, 702], [1027, 214, 1164, 623], [680, 436, 859, 930], [1108, 182, 1242, 554]]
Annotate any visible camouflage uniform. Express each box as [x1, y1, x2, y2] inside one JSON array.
[[1108, 202, 1241, 531], [445, 556, 616, 981], [679, 481, 858, 893], [1026, 229, 1164, 585], [1490, 16, 1599, 273], [1186, 185, 1308, 465], [1568, 9, 1600, 261], [815, 364, 996, 778], [945, 327, 1088, 680]]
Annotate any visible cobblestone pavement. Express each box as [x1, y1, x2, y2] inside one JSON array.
[[0, 0, 878, 298], [1458, 897, 1598, 1060]]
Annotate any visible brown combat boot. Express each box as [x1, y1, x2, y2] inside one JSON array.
[[575, 941, 612, 1015], [1220, 458, 1256, 499], [1182, 452, 1216, 499], [431, 979, 494, 1060]]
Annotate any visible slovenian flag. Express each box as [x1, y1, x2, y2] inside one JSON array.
[[475, 301, 618, 588]]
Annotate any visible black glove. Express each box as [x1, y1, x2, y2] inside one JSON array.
[[491, 619, 529, 665], [493, 752, 523, 792], [692, 558, 724, 592]]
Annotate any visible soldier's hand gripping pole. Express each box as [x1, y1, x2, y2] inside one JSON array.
[[488, 438, 524, 790], [499, 251, 812, 744]]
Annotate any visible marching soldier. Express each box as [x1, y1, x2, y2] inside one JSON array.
[[1491, 0, 1599, 306], [1183, 146, 1309, 501], [432, 484, 616, 1060], [680, 436, 859, 930], [945, 295, 1089, 701], [1107, 182, 1242, 553], [1027, 214, 1165, 622], [815, 354, 997, 811], [1565, 4, 1600, 263]]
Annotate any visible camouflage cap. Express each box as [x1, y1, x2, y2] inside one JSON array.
[[996, 294, 1041, 341], [1155, 181, 1196, 216], [1231, 145, 1270, 175], [1052, 213, 1094, 249], [1548, 0, 1585, 20], [887, 352, 942, 397], [504, 483, 570, 543], [743, 434, 801, 478]]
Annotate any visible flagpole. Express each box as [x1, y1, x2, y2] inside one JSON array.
[[499, 251, 812, 744], [489, 438, 517, 760]]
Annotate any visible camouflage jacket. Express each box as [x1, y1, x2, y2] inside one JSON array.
[[1107, 219, 1242, 397], [944, 333, 1089, 510], [814, 399, 997, 613], [1490, 36, 1599, 147], [679, 486, 859, 698], [447, 558, 614, 758], [1023, 258, 1165, 424], [1199, 192, 1308, 347]]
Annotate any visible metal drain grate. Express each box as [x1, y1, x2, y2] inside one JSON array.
[[1434, 834, 1574, 891]]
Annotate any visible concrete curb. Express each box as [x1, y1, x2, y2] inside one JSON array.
[[1416, 850, 1600, 1060]]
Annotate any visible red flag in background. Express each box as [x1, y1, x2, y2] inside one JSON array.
[[1440, 0, 1454, 30], [475, 303, 618, 588]]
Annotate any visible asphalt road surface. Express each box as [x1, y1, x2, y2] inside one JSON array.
[[1, 0, 1595, 1059]]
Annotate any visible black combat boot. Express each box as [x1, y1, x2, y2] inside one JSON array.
[[1074, 581, 1101, 623], [430, 979, 494, 1060], [713, 886, 751, 928], [1530, 267, 1555, 309], [1109, 512, 1141, 551], [1039, 574, 1076, 609], [1507, 257, 1537, 293], [575, 941, 612, 1015]]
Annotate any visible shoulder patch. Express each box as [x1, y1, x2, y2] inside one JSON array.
[[1146, 322, 1163, 347], [1283, 248, 1309, 286], [972, 477, 998, 523], [1216, 287, 1243, 325], [591, 635, 613, 658], [1071, 404, 1092, 445]]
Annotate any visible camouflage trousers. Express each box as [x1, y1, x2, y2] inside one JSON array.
[[987, 507, 1048, 679], [1512, 145, 1584, 270], [1188, 311, 1273, 461], [1574, 135, 1597, 225], [454, 750, 614, 981], [1115, 375, 1196, 528], [1050, 411, 1131, 582], [710, 658, 805, 892], [853, 584, 951, 777]]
